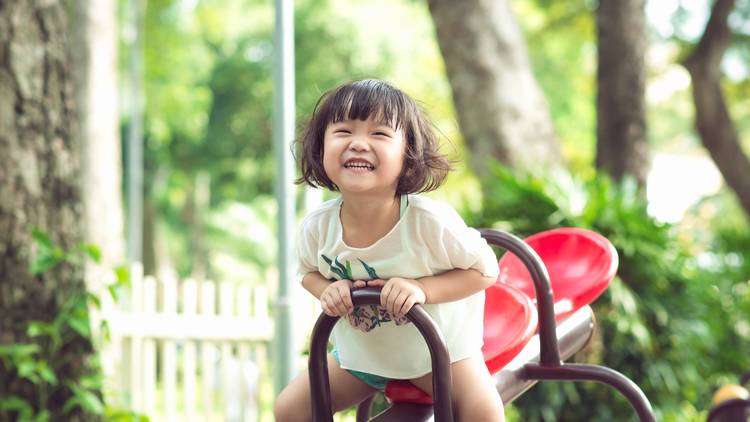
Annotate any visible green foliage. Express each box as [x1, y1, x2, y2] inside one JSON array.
[[470, 165, 750, 421], [134, 0, 392, 279], [0, 230, 144, 422], [515, 0, 597, 166]]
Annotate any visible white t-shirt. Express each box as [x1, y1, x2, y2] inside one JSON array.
[[296, 194, 499, 379]]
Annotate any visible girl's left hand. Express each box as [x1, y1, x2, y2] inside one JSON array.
[[379, 277, 427, 318]]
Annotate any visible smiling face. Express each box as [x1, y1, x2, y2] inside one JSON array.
[[322, 118, 405, 196]]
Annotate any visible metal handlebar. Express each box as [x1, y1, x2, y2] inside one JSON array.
[[308, 287, 454, 422]]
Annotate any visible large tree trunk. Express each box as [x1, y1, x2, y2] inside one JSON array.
[[70, 0, 125, 273], [683, 0, 750, 222], [595, 0, 649, 187], [427, 0, 564, 177], [0, 2, 101, 421]]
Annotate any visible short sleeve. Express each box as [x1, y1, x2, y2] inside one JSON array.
[[440, 212, 499, 279], [296, 216, 319, 283]]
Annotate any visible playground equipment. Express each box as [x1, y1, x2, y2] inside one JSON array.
[[707, 371, 750, 422], [308, 228, 656, 421]]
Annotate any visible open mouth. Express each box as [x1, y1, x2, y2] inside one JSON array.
[[343, 159, 375, 171]]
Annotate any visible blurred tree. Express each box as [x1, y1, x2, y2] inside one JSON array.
[[70, 0, 125, 273], [683, 0, 750, 222], [137, 0, 385, 278], [596, 0, 649, 188], [0, 2, 101, 421], [426, 0, 565, 177]]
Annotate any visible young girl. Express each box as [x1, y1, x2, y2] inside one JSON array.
[[274, 79, 504, 422]]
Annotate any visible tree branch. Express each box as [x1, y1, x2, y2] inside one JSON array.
[[683, 0, 750, 222]]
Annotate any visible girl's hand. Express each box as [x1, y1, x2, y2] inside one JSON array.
[[380, 277, 427, 318], [320, 280, 355, 317]]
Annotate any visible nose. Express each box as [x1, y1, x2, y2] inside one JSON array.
[[348, 135, 370, 152]]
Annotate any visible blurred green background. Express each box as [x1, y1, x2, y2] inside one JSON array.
[[133, 0, 750, 420], [2, 0, 750, 421]]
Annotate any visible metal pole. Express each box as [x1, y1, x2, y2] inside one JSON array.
[[126, 0, 144, 264], [273, 0, 296, 395]]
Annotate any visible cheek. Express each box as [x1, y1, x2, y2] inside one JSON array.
[[322, 142, 338, 176]]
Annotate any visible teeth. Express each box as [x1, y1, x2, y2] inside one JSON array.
[[345, 162, 374, 170]]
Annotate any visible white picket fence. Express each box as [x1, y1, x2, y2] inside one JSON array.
[[98, 264, 320, 422]]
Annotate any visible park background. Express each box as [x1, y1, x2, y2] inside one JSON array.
[[1, 0, 750, 421]]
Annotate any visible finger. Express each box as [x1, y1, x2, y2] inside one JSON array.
[[398, 296, 416, 317], [380, 282, 393, 308], [333, 288, 351, 315], [321, 298, 336, 317], [352, 280, 366, 289], [367, 279, 385, 287], [386, 288, 402, 315], [392, 291, 409, 316], [339, 286, 354, 312]]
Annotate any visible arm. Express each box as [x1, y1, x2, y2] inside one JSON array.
[[375, 268, 494, 318], [418, 268, 495, 304]]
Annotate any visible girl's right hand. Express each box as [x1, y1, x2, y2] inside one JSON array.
[[320, 280, 356, 317]]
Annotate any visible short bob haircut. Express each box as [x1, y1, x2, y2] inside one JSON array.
[[295, 79, 453, 195]]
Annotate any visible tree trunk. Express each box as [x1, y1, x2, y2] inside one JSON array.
[[70, 0, 125, 273], [595, 0, 649, 187], [683, 0, 750, 222], [426, 0, 565, 177], [0, 2, 101, 421]]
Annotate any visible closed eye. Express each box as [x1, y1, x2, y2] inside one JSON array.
[[373, 131, 391, 137], [333, 129, 351, 134]]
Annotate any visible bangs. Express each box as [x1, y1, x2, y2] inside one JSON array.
[[325, 80, 407, 130]]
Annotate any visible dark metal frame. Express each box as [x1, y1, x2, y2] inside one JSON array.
[[308, 287, 455, 422], [479, 229, 655, 422], [307, 228, 656, 421]]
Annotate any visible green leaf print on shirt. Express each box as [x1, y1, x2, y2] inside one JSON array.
[[321, 254, 350, 280], [320, 254, 398, 332], [359, 259, 379, 279], [320, 254, 381, 281]]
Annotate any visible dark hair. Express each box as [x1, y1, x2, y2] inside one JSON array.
[[295, 79, 453, 195]]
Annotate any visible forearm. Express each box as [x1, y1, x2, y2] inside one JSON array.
[[417, 268, 495, 304], [301, 271, 333, 299]]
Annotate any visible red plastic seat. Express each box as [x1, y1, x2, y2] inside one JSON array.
[[385, 283, 537, 404], [497, 227, 618, 321]]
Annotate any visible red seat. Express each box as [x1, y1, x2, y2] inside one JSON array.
[[497, 227, 618, 321], [385, 283, 537, 404], [383, 228, 616, 405]]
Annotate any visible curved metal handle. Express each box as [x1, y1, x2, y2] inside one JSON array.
[[479, 229, 562, 366], [309, 287, 454, 422]]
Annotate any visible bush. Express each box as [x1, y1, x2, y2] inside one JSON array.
[[467, 165, 750, 421]]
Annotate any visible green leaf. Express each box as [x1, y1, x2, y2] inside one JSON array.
[[321, 254, 333, 266], [36, 361, 58, 385], [17, 361, 41, 384], [99, 320, 111, 343], [67, 314, 91, 338], [114, 265, 130, 285], [0, 343, 40, 359], [333, 256, 350, 279], [322, 254, 346, 279], [107, 284, 120, 302], [27, 321, 54, 338], [83, 244, 102, 263], [30, 254, 61, 275], [31, 410, 50, 422], [63, 386, 104, 415], [358, 259, 379, 279], [345, 260, 352, 279], [0, 395, 34, 420], [86, 291, 102, 310], [31, 228, 53, 249]]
